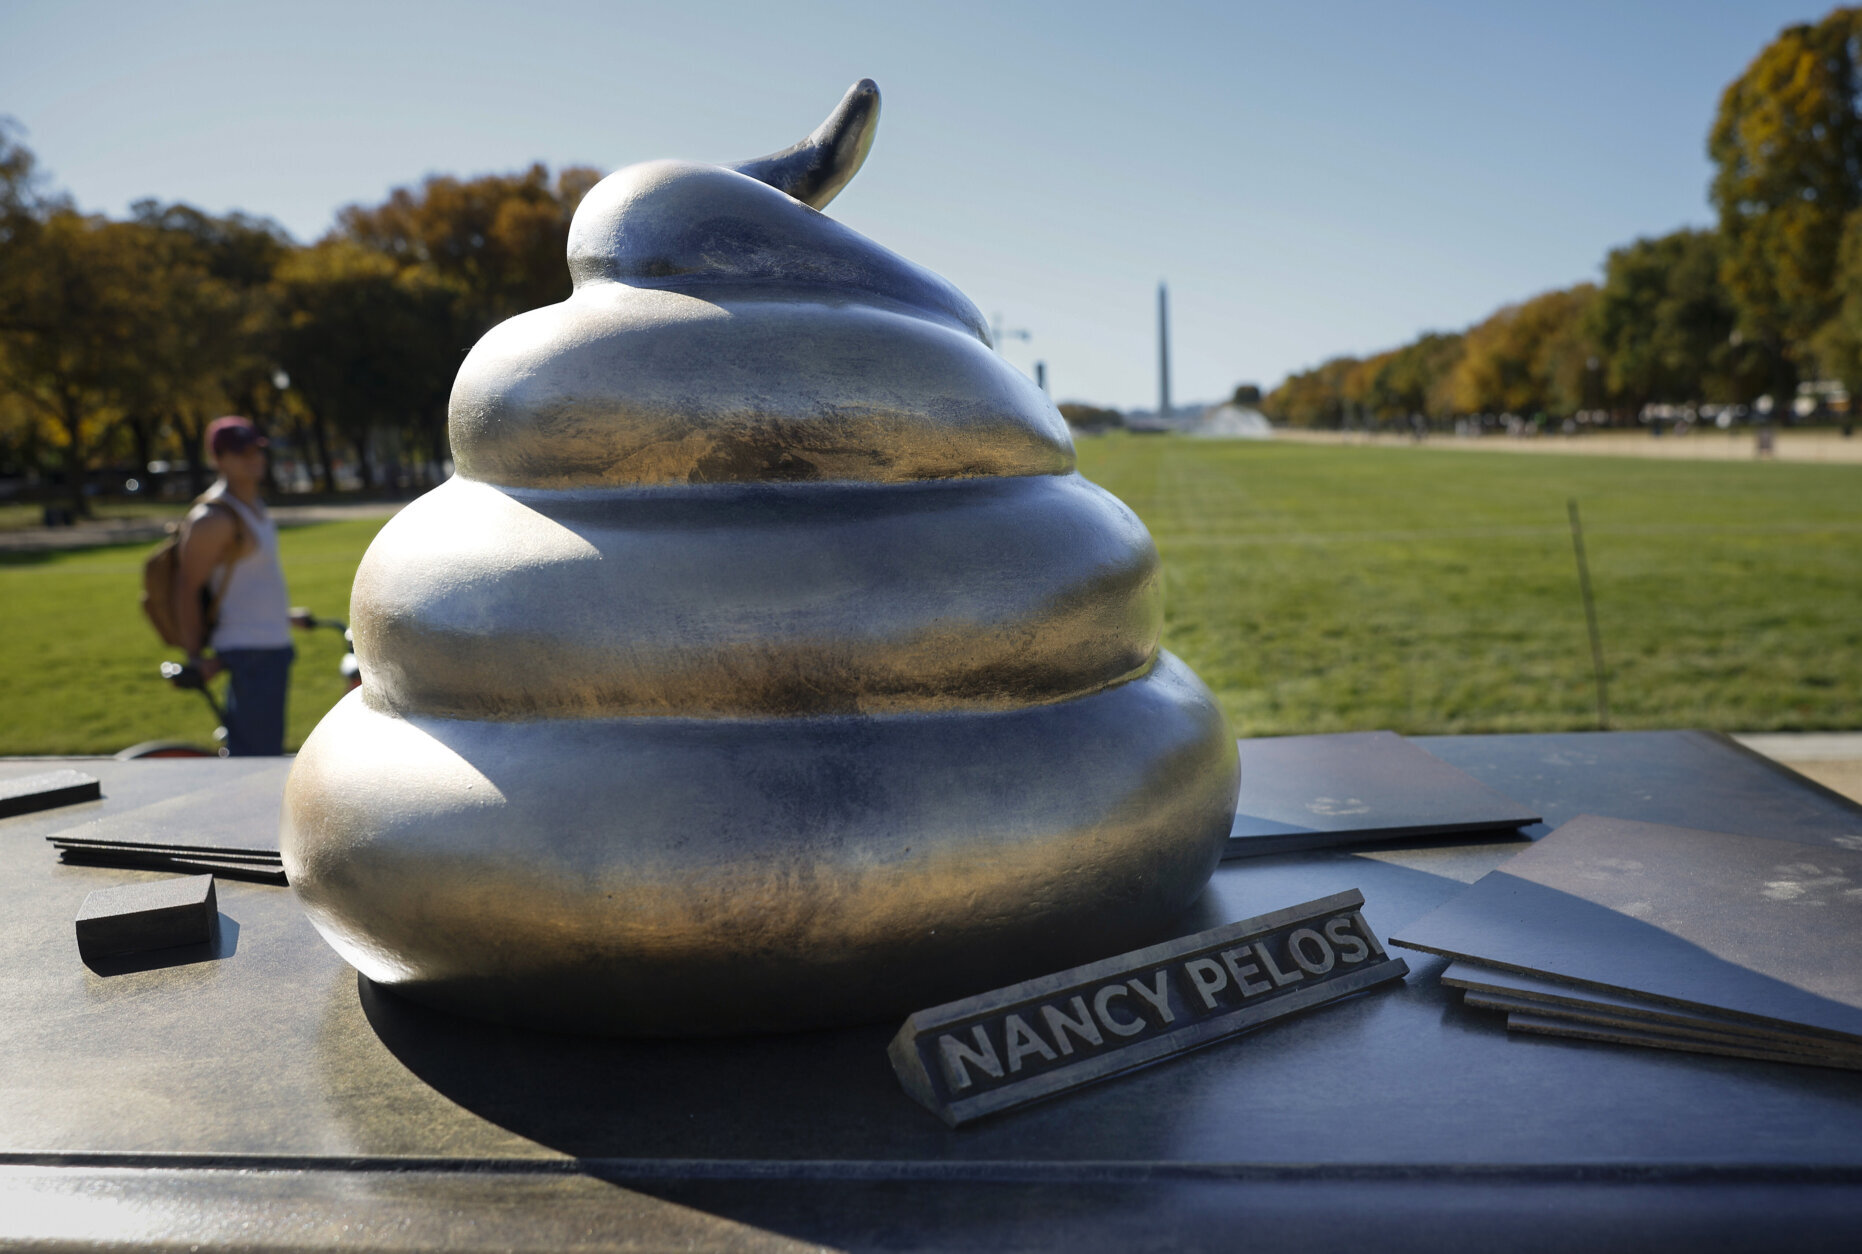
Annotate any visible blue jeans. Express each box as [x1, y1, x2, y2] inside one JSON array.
[[219, 646, 295, 756]]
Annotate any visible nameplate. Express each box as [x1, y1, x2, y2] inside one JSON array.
[[888, 889, 1406, 1126]]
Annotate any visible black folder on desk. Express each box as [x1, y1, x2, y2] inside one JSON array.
[[1226, 730, 1540, 858]]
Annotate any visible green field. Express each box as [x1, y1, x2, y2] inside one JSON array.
[[2, 438, 1858, 754], [0, 518, 383, 755], [1081, 436, 1861, 736]]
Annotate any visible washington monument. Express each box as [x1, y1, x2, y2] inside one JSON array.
[[1158, 281, 1172, 419]]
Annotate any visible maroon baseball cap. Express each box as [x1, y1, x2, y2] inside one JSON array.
[[207, 416, 268, 455]]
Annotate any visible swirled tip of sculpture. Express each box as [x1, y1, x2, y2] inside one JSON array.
[[564, 158, 987, 343]]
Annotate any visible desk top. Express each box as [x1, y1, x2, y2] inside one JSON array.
[[4, 732, 1860, 1251]]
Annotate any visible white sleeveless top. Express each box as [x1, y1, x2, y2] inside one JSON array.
[[195, 487, 292, 650]]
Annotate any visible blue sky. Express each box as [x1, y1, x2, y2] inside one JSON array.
[[2, 0, 1832, 409]]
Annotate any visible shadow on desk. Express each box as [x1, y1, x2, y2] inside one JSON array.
[[348, 882, 1362, 1166], [351, 841, 1862, 1170]]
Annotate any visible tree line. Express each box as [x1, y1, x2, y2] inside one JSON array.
[[1265, 8, 1862, 431], [9, 10, 1862, 498], [0, 118, 600, 514]]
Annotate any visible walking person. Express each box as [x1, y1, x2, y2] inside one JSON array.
[[172, 416, 296, 755]]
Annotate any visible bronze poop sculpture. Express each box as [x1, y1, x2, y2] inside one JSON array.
[[281, 82, 1241, 1035]]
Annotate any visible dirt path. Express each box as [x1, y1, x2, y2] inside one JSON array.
[[1273, 428, 1862, 464], [0, 501, 405, 554]]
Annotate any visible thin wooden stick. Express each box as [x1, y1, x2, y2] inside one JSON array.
[[1567, 498, 1609, 729]]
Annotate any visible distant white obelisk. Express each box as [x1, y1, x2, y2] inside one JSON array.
[[1158, 281, 1172, 420]]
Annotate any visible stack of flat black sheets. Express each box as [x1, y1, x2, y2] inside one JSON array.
[[1392, 813, 1862, 1069], [42, 768, 287, 884], [48, 834, 284, 884]]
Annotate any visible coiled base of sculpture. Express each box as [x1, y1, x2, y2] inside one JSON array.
[[281, 655, 1239, 1036]]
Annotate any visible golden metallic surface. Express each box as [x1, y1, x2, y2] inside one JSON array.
[[282, 82, 1241, 1035], [453, 241, 1073, 490], [283, 656, 1238, 1035], [353, 474, 1160, 719]]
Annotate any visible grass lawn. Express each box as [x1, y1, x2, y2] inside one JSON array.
[[1, 437, 1857, 754], [0, 518, 387, 755], [1077, 435, 1861, 736]]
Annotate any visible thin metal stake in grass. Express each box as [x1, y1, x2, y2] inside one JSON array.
[[1567, 498, 1609, 729]]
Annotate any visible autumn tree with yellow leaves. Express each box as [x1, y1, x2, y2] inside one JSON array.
[[0, 121, 603, 501], [1710, 6, 1862, 391], [1264, 9, 1862, 430]]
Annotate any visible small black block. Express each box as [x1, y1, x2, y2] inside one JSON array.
[[0, 769, 101, 819], [74, 874, 217, 960]]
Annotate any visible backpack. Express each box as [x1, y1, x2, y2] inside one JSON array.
[[142, 496, 249, 650]]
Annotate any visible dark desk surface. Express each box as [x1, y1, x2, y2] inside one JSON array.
[[3, 732, 1861, 1252]]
